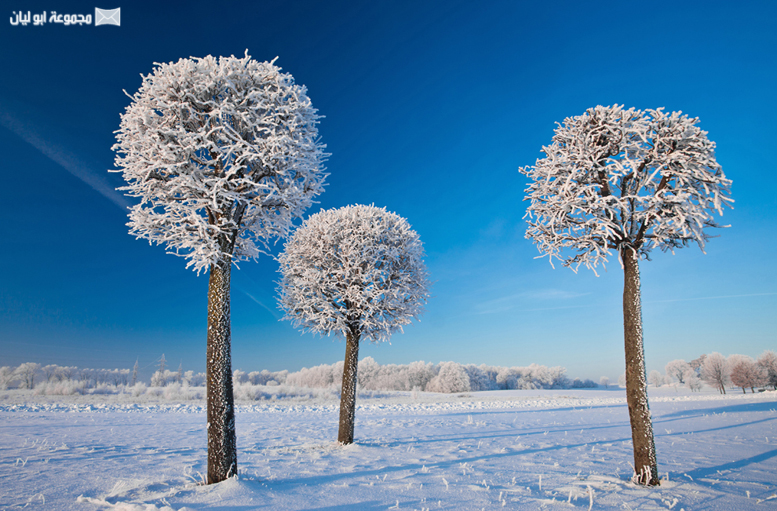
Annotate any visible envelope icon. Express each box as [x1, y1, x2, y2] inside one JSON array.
[[95, 7, 120, 26]]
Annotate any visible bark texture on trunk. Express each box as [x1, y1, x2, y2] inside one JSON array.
[[338, 329, 360, 444], [206, 258, 237, 484], [622, 247, 660, 486]]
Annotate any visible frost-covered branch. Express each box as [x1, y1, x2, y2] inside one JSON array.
[[277, 205, 430, 343], [113, 52, 328, 273], [519, 105, 733, 272]]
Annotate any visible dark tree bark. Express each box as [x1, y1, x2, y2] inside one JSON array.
[[622, 247, 660, 486], [206, 257, 237, 483], [338, 328, 360, 444]]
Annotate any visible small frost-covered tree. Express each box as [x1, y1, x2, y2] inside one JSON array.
[[113, 52, 327, 483], [686, 373, 703, 392], [520, 105, 732, 486], [665, 359, 691, 384], [278, 205, 430, 444], [757, 350, 777, 390], [648, 370, 665, 387], [729, 356, 766, 393], [701, 352, 730, 394], [599, 376, 610, 388]]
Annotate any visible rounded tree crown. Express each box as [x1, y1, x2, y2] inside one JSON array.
[[113, 52, 328, 274], [519, 105, 733, 273], [277, 204, 430, 343]]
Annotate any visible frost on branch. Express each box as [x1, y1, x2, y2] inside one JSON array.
[[519, 105, 733, 273], [277, 205, 430, 343], [112, 52, 328, 273]]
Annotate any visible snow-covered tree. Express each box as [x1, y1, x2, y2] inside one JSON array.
[[757, 350, 777, 390], [0, 367, 15, 390], [14, 362, 40, 389], [278, 205, 430, 444], [648, 370, 665, 387], [689, 354, 707, 375], [701, 352, 730, 394], [131, 359, 139, 386], [113, 52, 327, 483], [665, 359, 691, 384], [42, 364, 58, 382], [686, 373, 703, 392], [426, 362, 471, 393], [519, 105, 732, 486], [599, 376, 610, 389], [729, 356, 766, 393]]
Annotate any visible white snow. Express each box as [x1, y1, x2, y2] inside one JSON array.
[[2, 387, 776, 510]]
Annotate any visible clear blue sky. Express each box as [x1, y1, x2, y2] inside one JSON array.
[[1, 0, 775, 381]]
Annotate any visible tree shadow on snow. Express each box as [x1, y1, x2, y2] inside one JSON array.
[[659, 401, 777, 418], [681, 448, 777, 481], [429, 402, 626, 418], [298, 501, 396, 510]]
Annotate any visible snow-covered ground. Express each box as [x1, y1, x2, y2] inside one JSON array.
[[2, 387, 776, 510]]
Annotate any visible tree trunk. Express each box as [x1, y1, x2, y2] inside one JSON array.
[[206, 258, 237, 483], [338, 329, 360, 444], [622, 247, 660, 486]]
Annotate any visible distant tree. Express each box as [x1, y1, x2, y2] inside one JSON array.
[[686, 373, 703, 392], [151, 354, 167, 387], [757, 350, 777, 390], [278, 205, 430, 444], [688, 355, 707, 375], [60, 366, 76, 381], [520, 105, 732, 485], [618, 373, 626, 387], [113, 52, 327, 483], [729, 356, 767, 393], [0, 367, 15, 390], [427, 362, 471, 393], [570, 378, 598, 388], [177, 362, 183, 384], [665, 360, 691, 384], [42, 364, 58, 382], [701, 352, 730, 394], [131, 359, 139, 386], [14, 363, 40, 389], [648, 370, 665, 387], [599, 376, 610, 388]]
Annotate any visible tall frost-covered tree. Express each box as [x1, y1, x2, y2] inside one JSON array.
[[519, 105, 732, 486], [113, 52, 327, 483], [277, 205, 430, 444]]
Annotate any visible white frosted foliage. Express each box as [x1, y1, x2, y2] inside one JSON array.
[[277, 205, 430, 343], [519, 105, 732, 272], [112, 52, 328, 273]]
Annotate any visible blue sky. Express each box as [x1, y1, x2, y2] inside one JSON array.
[[1, 0, 775, 381]]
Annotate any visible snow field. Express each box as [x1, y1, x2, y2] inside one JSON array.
[[1, 388, 776, 510]]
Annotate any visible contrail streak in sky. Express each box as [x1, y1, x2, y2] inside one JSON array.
[[0, 110, 131, 210]]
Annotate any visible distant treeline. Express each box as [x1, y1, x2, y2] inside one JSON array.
[[1, 358, 598, 394], [640, 350, 777, 394]]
